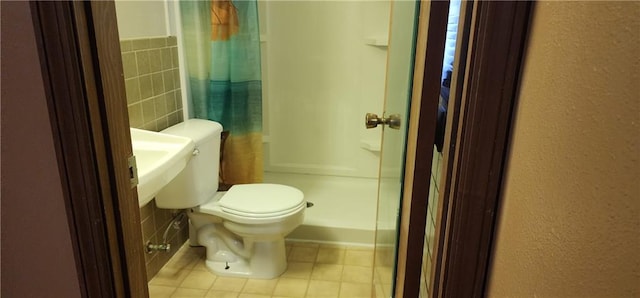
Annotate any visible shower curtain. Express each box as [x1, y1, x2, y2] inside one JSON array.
[[181, 0, 263, 184]]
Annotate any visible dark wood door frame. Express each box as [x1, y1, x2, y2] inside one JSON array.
[[28, 0, 532, 297], [30, 1, 148, 297], [30, 3, 118, 296], [394, 1, 449, 297], [432, 1, 533, 297]]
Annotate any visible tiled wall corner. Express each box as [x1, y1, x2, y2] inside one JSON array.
[[419, 146, 443, 297], [139, 201, 190, 281], [120, 36, 184, 132], [120, 36, 188, 280]]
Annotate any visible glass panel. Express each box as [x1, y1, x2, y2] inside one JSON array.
[[373, 1, 420, 297]]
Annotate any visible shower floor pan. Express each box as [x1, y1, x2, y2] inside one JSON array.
[[264, 172, 378, 246]]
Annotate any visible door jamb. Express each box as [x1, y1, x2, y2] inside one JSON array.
[[394, 1, 450, 297], [30, 3, 120, 296], [31, 1, 149, 297], [432, 1, 533, 297], [31, 0, 532, 296]]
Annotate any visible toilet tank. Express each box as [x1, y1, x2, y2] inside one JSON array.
[[154, 119, 223, 209]]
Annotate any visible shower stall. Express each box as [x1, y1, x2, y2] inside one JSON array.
[[256, 1, 392, 245]]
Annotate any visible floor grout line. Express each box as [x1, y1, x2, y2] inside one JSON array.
[[148, 241, 383, 297]]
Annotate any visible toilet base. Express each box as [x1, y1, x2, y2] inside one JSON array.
[[205, 259, 253, 278], [204, 239, 288, 279]]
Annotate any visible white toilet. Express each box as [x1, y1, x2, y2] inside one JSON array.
[[155, 119, 305, 279]]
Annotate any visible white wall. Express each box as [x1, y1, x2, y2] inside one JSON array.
[[260, 1, 391, 178], [115, 0, 171, 39]]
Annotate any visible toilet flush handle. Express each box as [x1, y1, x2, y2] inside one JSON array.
[[193, 148, 200, 156]]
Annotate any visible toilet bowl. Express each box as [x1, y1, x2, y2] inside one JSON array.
[[154, 119, 305, 279]]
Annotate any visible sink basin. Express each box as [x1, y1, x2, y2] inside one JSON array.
[[130, 128, 195, 207]]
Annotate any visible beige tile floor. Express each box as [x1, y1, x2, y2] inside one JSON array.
[[148, 241, 383, 298]]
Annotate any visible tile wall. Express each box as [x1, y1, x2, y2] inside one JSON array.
[[120, 36, 184, 132], [139, 201, 190, 282], [120, 36, 188, 280], [419, 146, 443, 297]]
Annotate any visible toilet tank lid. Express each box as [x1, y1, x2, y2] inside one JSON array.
[[161, 119, 223, 145]]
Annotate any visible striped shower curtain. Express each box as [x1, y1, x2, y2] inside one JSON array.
[[180, 0, 263, 184]]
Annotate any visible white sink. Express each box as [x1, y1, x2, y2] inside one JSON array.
[[130, 128, 195, 207]]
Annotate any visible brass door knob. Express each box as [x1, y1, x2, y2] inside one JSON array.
[[365, 113, 401, 129]]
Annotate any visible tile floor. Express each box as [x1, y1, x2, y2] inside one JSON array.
[[148, 241, 386, 297]]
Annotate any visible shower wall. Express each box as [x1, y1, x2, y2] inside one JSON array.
[[259, 1, 390, 178]]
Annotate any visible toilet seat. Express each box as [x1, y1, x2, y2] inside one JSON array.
[[220, 184, 305, 217], [198, 183, 305, 224]]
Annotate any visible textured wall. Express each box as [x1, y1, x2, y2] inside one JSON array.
[[1, 1, 82, 296], [488, 2, 640, 297]]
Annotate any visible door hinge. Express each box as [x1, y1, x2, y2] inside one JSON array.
[[128, 155, 138, 188]]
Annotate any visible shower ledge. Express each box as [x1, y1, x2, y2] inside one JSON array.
[[360, 139, 381, 152]]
